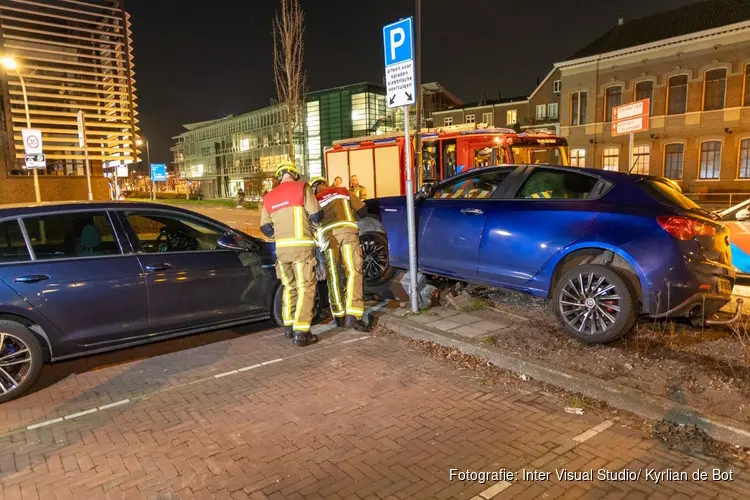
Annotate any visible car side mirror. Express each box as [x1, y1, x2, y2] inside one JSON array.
[[217, 233, 253, 252], [416, 183, 432, 201], [737, 209, 750, 221]]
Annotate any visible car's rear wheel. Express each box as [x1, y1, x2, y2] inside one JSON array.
[[552, 264, 636, 343], [271, 284, 322, 327], [0, 321, 43, 404], [360, 232, 394, 287]]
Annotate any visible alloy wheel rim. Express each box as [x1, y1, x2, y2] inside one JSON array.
[[0, 332, 33, 395], [559, 272, 621, 335], [361, 237, 387, 281]]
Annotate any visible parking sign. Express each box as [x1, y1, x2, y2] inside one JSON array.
[[383, 18, 415, 108]]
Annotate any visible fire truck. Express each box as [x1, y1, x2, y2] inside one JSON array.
[[323, 123, 570, 198]]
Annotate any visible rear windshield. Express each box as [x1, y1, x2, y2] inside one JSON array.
[[637, 178, 700, 211]]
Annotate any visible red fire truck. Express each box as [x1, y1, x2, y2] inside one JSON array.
[[323, 124, 570, 198]]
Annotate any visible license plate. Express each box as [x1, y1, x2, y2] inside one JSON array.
[[718, 278, 732, 295]]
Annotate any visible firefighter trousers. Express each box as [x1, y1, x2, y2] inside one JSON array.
[[275, 249, 316, 333], [324, 234, 364, 319]]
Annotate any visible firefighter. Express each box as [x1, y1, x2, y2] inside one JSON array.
[[260, 162, 324, 346], [309, 176, 370, 332]]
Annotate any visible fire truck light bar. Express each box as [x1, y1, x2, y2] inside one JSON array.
[[341, 142, 360, 148], [460, 128, 517, 135], [374, 138, 398, 145]]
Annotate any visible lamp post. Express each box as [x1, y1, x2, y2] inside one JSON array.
[[1, 57, 41, 203], [136, 138, 152, 200]]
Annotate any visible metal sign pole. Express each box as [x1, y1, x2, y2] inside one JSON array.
[[628, 132, 634, 173], [82, 120, 93, 201], [403, 105, 419, 313]]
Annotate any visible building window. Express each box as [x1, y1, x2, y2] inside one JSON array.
[[465, 114, 475, 124], [535, 105, 546, 121], [667, 75, 688, 115], [605, 86, 623, 122], [570, 149, 586, 167], [703, 68, 727, 111], [548, 103, 559, 120], [571, 91, 587, 126], [739, 139, 750, 179], [632, 145, 650, 175], [602, 147, 619, 171], [635, 81, 654, 115], [744, 64, 750, 107], [553, 80, 561, 94], [664, 144, 684, 180], [506, 110, 517, 125], [699, 141, 722, 179], [482, 112, 493, 125], [443, 117, 453, 126]]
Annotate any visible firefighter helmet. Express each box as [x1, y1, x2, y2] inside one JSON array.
[[309, 176, 327, 194], [274, 162, 299, 181]]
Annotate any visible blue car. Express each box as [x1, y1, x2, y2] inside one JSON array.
[[361, 165, 734, 343], [0, 202, 321, 403]]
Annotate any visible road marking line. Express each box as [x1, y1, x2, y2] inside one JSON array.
[[27, 418, 63, 430], [63, 408, 99, 420], [98, 399, 131, 410], [261, 358, 283, 366], [238, 363, 263, 372], [473, 419, 614, 499], [573, 420, 613, 443], [341, 336, 371, 343], [214, 370, 239, 379]]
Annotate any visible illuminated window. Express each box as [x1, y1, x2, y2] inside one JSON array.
[[739, 139, 750, 179], [699, 141, 722, 179], [482, 112, 493, 125], [535, 105, 546, 121], [571, 91, 587, 126], [570, 149, 586, 167], [465, 114, 475, 124], [605, 86, 623, 122], [631, 145, 650, 175], [506, 109, 517, 125], [602, 147, 619, 171], [239, 138, 250, 151], [548, 103, 559, 120], [703, 69, 727, 111], [667, 75, 688, 115], [635, 81, 654, 115], [553, 80, 561, 94], [664, 144, 684, 180]]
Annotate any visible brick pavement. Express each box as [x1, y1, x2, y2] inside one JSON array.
[[0, 322, 747, 499]]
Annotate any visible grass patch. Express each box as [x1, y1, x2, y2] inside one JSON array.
[[480, 336, 495, 345], [462, 298, 491, 312], [566, 393, 587, 408], [147, 198, 259, 210]]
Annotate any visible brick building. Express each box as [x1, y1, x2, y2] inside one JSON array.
[[556, 0, 750, 193], [0, 0, 138, 203]]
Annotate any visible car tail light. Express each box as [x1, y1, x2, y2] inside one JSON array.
[[657, 216, 716, 241]]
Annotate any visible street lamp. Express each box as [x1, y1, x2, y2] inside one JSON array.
[[1, 56, 41, 203], [136, 138, 153, 199]]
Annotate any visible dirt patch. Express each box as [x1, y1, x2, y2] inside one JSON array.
[[454, 285, 750, 427], [373, 326, 750, 466]]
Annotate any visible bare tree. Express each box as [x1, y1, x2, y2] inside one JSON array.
[[273, 0, 306, 168]]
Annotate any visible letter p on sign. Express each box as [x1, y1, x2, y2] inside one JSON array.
[[383, 17, 413, 66], [390, 28, 405, 60]]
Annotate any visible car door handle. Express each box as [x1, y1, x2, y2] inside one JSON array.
[[144, 263, 172, 272], [14, 274, 49, 283], [460, 208, 484, 215]]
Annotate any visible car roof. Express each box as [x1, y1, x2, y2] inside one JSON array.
[[0, 200, 199, 220], [436, 164, 650, 185]]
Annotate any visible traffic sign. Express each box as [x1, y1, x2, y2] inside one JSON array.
[[611, 99, 649, 137], [21, 128, 43, 154], [24, 153, 46, 169], [383, 17, 415, 108], [150, 163, 167, 182], [76, 110, 85, 148]]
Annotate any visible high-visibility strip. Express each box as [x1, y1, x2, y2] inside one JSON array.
[[319, 194, 350, 208], [294, 261, 305, 327], [317, 221, 359, 239], [277, 265, 293, 326], [346, 306, 364, 318], [343, 199, 354, 222], [530, 191, 552, 199], [342, 243, 356, 314], [275, 238, 315, 248], [327, 248, 344, 317], [293, 321, 311, 332], [294, 206, 303, 239]]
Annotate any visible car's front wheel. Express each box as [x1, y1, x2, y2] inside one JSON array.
[[360, 232, 394, 287], [552, 264, 637, 343], [0, 321, 44, 404]]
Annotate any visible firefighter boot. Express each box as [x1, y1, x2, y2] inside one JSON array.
[[334, 316, 346, 328], [345, 315, 370, 332], [284, 326, 294, 339], [292, 331, 319, 347]]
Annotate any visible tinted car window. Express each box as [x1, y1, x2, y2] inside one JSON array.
[[126, 213, 224, 253], [0, 220, 30, 263], [516, 169, 598, 199], [23, 212, 120, 260], [432, 170, 510, 200], [637, 178, 700, 211]]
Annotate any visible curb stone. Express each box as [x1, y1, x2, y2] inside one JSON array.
[[381, 313, 750, 448]]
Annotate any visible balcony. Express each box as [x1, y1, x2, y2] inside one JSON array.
[[523, 116, 560, 126]]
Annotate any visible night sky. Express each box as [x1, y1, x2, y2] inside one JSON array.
[[126, 0, 697, 164]]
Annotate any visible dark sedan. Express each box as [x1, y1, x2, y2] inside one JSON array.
[[0, 201, 319, 403]]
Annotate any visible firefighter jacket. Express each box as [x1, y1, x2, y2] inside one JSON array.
[[260, 181, 322, 249], [315, 186, 366, 243]]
